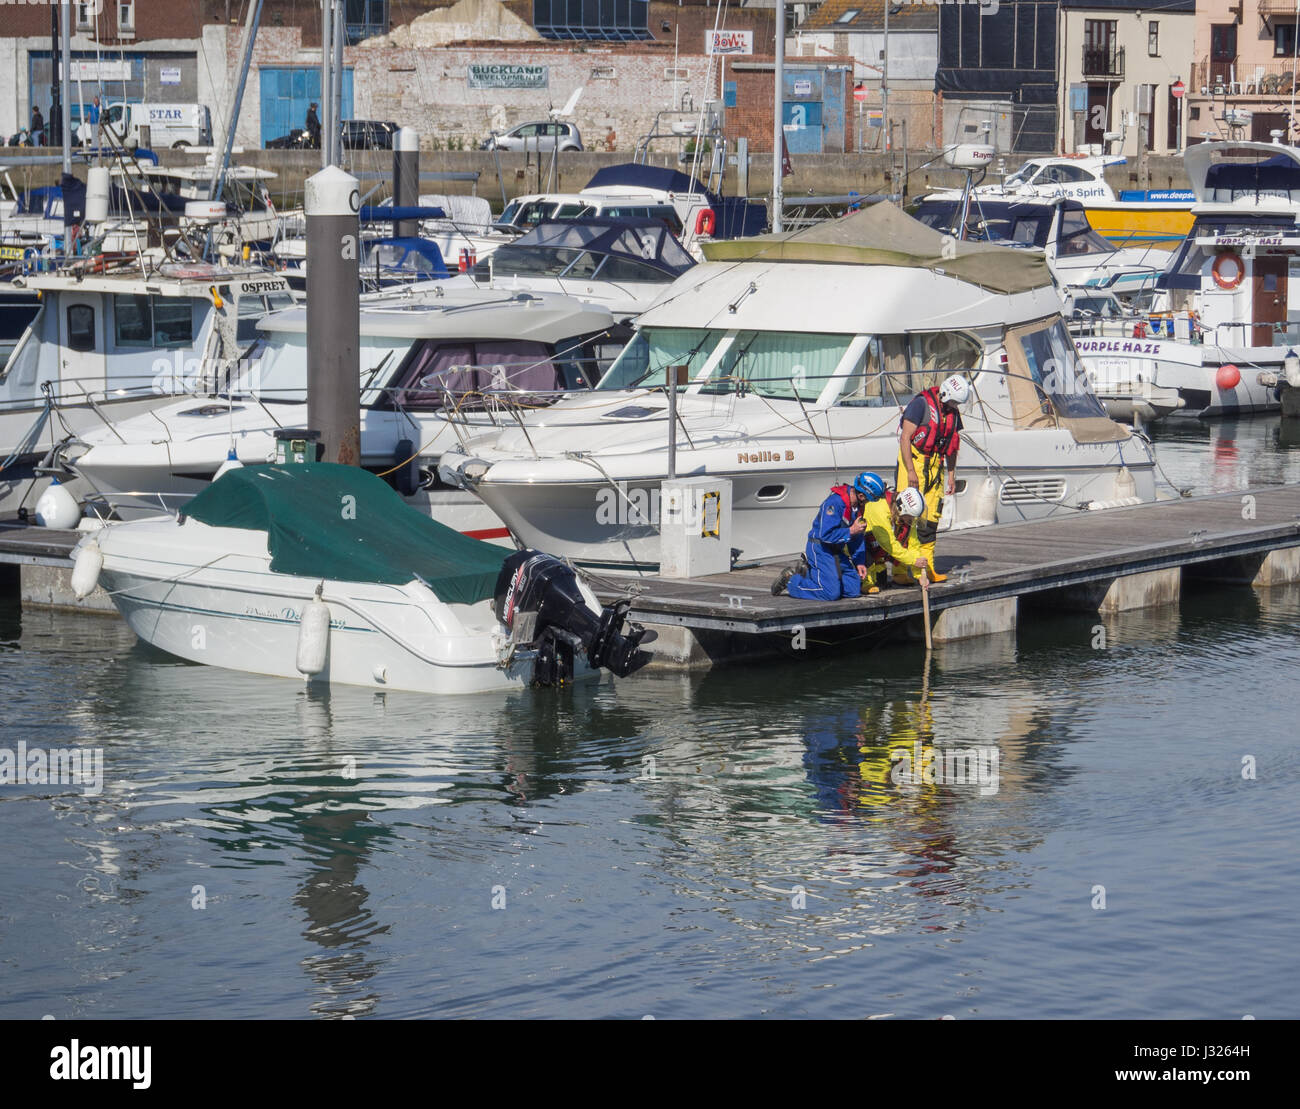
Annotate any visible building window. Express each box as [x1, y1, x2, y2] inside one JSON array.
[[1148, 21, 1159, 58], [836, 9, 860, 23], [118, 1, 134, 32], [1210, 24, 1237, 64], [1277, 22, 1297, 58], [76, 3, 93, 31], [344, 0, 389, 44]]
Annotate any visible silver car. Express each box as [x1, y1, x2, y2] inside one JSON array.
[[481, 121, 583, 153]]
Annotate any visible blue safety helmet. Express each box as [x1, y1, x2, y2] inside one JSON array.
[[853, 471, 886, 500]]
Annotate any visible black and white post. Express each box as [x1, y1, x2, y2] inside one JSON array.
[[305, 165, 361, 466], [393, 127, 419, 238]]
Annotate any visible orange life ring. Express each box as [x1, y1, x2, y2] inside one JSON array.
[[694, 207, 716, 237], [1212, 251, 1244, 290]]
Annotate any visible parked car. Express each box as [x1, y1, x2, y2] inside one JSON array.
[[341, 120, 398, 150], [265, 128, 311, 150], [481, 121, 583, 153]]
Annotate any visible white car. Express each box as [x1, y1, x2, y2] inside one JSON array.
[[481, 121, 583, 153]]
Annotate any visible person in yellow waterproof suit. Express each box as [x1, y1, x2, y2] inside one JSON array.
[[860, 485, 932, 593], [895, 373, 970, 583]]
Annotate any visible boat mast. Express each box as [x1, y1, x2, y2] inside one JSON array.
[[772, 0, 784, 233], [60, 0, 72, 178], [208, 0, 264, 203], [320, 0, 332, 167]]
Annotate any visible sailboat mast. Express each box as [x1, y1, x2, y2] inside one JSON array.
[[60, 1, 72, 176], [209, 0, 264, 202], [320, 0, 332, 167], [772, 0, 784, 233], [331, 0, 343, 167]]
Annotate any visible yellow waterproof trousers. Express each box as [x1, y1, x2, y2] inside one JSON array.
[[895, 444, 944, 580]]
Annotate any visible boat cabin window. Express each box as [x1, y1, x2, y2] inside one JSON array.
[[66, 304, 95, 352], [1056, 207, 1115, 257], [385, 339, 576, 409], [913, 200, 1053, 248], [704, 331, 853, 400], [596, 327, 718, 390], [1039, 165, 1096, 184], [1012, 317, 1108, 420], [113, 294, 195, 348], [834, 332, 982, 407], [1004, 162, 1042, 187]]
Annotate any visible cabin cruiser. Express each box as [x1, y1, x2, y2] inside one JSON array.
[[467, 217, 696, 319], [943, 154, 1194, 248], [912, 195, 1171, 302], [57, 285, 625, 536], [74, 462, 645, 693], [439, 203, 1157, 573], [0, 259, 292, 519], [495, 163, 767, 258], [1072, 141, 1300, 418]]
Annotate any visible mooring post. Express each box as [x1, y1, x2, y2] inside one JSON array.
[[393, 126, 419, 238], [305, 165, 361, 465]]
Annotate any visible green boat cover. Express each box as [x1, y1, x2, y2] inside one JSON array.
[[185, 463, 509, 605], [701, 200, 1052, 295]]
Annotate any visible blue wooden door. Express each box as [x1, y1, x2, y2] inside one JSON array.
[[823, 69, 846, 153], [259, 68, 353, 146]]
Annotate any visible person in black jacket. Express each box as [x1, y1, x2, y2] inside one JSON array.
[[31, 106, 45, 147], [305, 102, 321, 149]]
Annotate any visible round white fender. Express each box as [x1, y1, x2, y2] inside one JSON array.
[[35, 479, 80, 529], [296, 585, 330, 676], [1113, 467, 1137, 501], [71, 541, 103, 600], [970, 476, 999, 526]]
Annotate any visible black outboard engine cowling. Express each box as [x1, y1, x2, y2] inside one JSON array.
[[494, 550, 646, 684]]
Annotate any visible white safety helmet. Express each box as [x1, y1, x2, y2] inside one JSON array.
[[938, 374, 971, 407], [896, 487, 926, 518]]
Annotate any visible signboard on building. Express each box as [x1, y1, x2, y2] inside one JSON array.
[[706, 30, 753, 55], [793, 79, 812, 97], [71, 60, 132, 83], [160, 67, 182, 86], [467, 64, 548, 89]]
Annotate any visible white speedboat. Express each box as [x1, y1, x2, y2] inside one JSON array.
[[439, 203, 1157, 573], [59, 285, 624, 537], [0, 259, 293, 519], [1072, 141, 1300, 417], [76, 462, 646, 693]]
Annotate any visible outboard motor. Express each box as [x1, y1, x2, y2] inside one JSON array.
[[494, 550, 647, 685]]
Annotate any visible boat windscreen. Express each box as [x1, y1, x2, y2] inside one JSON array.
[[596, 327, 717, 390], [1056, 205, 1115, 257], [912, 199, 1053, 249]]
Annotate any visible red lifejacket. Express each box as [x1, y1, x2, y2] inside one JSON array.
[[829, 484, 853, 523], [906, 387, 960, 458]]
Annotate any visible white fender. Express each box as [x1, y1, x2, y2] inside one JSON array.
[[970, 476, 999, 526], [1113, 467, 1137, 501], [35, 479, 80, 529], [296, 585, 330, 676], [71, 541, 103, 600]]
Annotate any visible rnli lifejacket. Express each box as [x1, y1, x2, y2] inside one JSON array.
[[906, 387, 960, 458], [829, 484, 853, 523]]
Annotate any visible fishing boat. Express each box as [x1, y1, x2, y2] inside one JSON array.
[[73, 462, 646, 693], [57, 285, 624, 535], [1073, 141, 1300, 418], [438, 203, 1158, 573]]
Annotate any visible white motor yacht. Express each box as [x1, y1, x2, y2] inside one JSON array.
[[59, 285, 626, 537], [439, 203, 1158, 573], [0, 259, 292, 518]]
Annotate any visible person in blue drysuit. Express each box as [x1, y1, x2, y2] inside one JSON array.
[[772, 472, 883, 601]]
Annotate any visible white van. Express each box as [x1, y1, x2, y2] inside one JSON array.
[[102, 103, 213, 149]]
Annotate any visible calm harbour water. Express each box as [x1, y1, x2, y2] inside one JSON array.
[[1, 417, 1297, 1019]]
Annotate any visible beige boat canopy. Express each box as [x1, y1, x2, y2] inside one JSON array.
[[701, 201, 1053, 296]]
